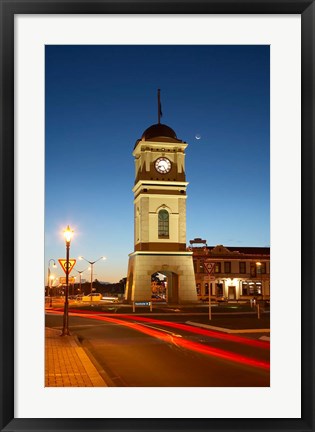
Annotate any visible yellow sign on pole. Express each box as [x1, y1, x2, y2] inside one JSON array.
[[59, 277, 75, 284], [58, 259, 76, 275]]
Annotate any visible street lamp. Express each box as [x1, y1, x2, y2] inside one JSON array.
[[47, 259, 56, 303], [61, 225, 74, 336], [79, 256, 106, 294], [74, 267, 89, 295], [49, 275, 55, 307], [256, 262, 263, 298]]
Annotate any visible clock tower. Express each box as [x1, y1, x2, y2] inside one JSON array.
[[125, 95, 197, 304]]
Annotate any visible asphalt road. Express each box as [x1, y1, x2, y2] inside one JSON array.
[[46, 312, 270, 387]]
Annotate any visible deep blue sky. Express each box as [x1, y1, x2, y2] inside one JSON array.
[[45, 45, 270, 283]]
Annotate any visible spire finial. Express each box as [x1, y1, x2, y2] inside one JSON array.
[[158, 89, 162, 124]]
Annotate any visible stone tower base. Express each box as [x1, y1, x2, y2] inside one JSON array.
[[125, 251, 197, 304]]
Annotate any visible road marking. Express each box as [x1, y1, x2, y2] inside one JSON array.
[[186, 321, 270, 334], [259, 335, 270, 341], [137, 322, 182, 338]]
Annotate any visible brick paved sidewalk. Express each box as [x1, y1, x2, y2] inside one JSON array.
[[45, 327, 107, 387]]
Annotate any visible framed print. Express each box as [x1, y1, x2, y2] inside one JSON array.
[[0, 0, 314, 431]]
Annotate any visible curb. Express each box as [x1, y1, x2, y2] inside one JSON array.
[[78, 337, 119, 387]]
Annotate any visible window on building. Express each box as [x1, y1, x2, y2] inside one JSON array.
[[239, 262, 246, 274], [250, 263, 256, 277], [215, 262, 221, 273], [216, 283, 223, 297], [224, 262, 231, 273], [205, 283, 209, 295], [242, 282, 248, 295], [158, 209, 169, 237], [256, 262, 266, 274], [196, 283, 201, 295], [261, 263, 267, 274], [248, 283, 261, 296]]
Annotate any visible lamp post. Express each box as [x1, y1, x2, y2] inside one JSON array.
[[49, 275, 55, 307], [256, 262, 263, 298], [61, 225, 74, 336], [74, 268, 89, 295], [255, 262, 264, 319], [47, 259, 56, 303], [78, 256, 106, 294]]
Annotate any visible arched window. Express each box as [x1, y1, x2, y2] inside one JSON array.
[[158, 209, 169, 238]]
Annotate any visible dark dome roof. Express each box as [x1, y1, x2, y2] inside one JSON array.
[[141, 123, 177, 140]]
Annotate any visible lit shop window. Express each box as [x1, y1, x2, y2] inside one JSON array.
[[215, 263, 221, 273]]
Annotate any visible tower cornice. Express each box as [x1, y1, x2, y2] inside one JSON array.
[[133, 141, 188, 156], [133, 180, 189, 194]]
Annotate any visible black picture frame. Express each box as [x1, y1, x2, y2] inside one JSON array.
[[0, 0, 314, 431]]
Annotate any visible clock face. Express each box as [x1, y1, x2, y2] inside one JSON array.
[[155, 157, 172, 174]]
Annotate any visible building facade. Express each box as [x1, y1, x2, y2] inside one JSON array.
[[189, 239, 270, 301]]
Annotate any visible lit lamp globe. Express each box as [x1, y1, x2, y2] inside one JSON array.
[[64, 225, 74, 244]]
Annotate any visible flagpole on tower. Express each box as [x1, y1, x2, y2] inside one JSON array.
[[158, 88, 162, 124]]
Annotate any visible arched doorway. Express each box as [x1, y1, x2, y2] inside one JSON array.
[[151, 271, 179, 304]]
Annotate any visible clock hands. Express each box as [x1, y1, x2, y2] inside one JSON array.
[[155, 157, 171, 174]]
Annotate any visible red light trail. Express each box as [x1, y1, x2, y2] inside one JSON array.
[[49, 308, 269, 349], [47, 310, 270, 371], [118, 315, 270, 349]]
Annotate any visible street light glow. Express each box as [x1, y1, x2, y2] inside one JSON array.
[[63, 225, 74, 244]]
